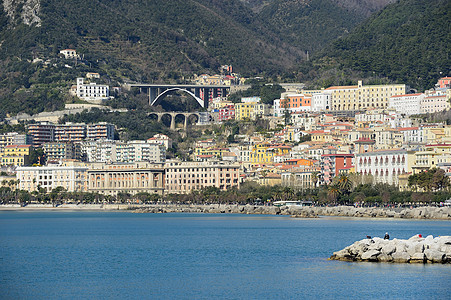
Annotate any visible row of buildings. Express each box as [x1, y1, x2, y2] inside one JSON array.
[[273, 80, 451, 116], [16, 160, 241, 196]]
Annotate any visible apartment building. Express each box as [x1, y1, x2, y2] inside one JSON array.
[[421, 95, 450, 114], [54, 123, 86, 142], [87, 123, 115, 140], [273, 94, 312, 116], [412, 144, 451, 174], [389, 93, 425, 115], [0, 132, 33, 153], [235, 102, 270, 120], [250, 144, 291, 164], [165, 160, 240, 194], [17, 164, 88, 193], [320, 154, 354, 185], [28, 122, 115, 146], [27, 123, 55, 146], [0, 145, 31, 167], [43, 142, 78, 162]]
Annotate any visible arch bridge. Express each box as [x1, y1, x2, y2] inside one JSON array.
[[126, 83, 230, 108], [148, 112, 202, 130]]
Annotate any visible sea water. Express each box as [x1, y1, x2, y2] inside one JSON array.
[[0, 212, 450, 299]]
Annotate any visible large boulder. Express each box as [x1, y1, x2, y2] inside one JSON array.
[[392, 252, 410, 263], [424, 249, 445, 263], [381, 243, 396, 255], [377, 253, 393, 262], [410, 253, 426, 263], [406, 242, 424, 256], [361, 249, 381, 261]]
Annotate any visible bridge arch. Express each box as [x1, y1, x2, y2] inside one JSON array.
[[150, 88, 205, 108]]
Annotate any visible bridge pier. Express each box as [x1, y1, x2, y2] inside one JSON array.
[[170, 113, 176, 130], [184, 114, 188, 130]]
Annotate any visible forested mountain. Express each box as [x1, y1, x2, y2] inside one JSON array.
[[314, 0, 450, 91], [249, 0, 395, 53], [0, 0, 447, 117]]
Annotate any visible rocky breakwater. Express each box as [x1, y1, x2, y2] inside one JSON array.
[[314, 206, 451, 219], [132, 204, 319, 217], [330, 235, 451, 264]]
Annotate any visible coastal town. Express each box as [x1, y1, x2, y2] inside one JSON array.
[[1, 55, 450, 205]]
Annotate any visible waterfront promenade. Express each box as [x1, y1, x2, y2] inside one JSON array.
[[2, 204, 450, 219]]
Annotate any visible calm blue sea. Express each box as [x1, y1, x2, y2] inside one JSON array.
[[0, 212, 450, 299]]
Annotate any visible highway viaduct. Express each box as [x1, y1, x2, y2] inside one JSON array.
[[125, 83, 231, 108]]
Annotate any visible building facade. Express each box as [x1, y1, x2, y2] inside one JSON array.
[[389, 93, 425, 115], [165, 160, 240, 194], [87, 162, 165, 196], [17, 164, 88, 193], [355, 149, 414, 185], [320, 154, 354, 185], [326, 81, 407, 111], [76, 78, 109, 102]]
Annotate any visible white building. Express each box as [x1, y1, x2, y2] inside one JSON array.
[[147, 134, 172, 150], [126, 141, 166, 163], [81, 140, 117, 163], [76, 78, 109, 102], [389, 93, 425, 115], [311, 92, 332, 112], [355, 149, 414, 186], [17, 164, 88, 193], [60, 49, 80, 59]]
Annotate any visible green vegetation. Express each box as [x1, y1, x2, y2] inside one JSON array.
[[229, 81, 285, 105], [312, 0, 450, 91]]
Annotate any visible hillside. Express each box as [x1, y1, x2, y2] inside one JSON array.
[[254, 0, 395, 53], [314, 0, 451, 90]]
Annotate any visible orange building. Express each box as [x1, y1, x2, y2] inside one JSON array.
[[281, 94, 312, 111]]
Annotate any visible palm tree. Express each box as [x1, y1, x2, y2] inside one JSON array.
[[337, 174, 352, 194], [311, 172, 319, 188], [328, 186, 340, 204]]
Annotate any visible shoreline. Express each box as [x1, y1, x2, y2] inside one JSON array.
[[1, 204, 450, 219]]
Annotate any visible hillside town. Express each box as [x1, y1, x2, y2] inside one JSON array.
[[1, 64, 451, 201]]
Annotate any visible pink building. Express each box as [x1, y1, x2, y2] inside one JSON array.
[[437, 77, 451, 89], [320, 154, 354, 185], [421, 95, 450, 113], [218, 105, 235, 122]]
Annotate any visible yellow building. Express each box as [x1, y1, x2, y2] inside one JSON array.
[[250, 144, 291, 164], [326, 80, 407, 111], [412, 143, 451, 173], [1, 145, 31, 166], [310, 130, 333, 143], [257, 172, 281, 186], [234, 102, 269, 120], [195, 147, 229, 159]]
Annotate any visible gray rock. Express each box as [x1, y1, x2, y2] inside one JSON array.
[[361, 249, 380, 261], [377, 253, 392, 262], [424, 249, 445, 263], [381, 243, 396, 255], [392, 252, 410, 263], [410, 253, 426, 263]]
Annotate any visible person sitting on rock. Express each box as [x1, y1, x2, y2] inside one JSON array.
[[366, 235, 375, 243], [384, 232, 390, 240]]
